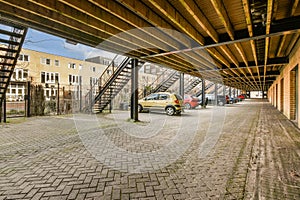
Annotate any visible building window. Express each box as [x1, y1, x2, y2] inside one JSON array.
[[103, 59, 110, 65], [18, 54, 30, 62], [41, 72, 45, 83], [68, 74, 80, 85], [23, 70, 28, 79], [41, 72, 59, 84], [44, 88, 57, 100], [79, 64, 82, 70], [92, 77, 98, 84], [7, 83, 25, 101], [54, 60, 60, 66], [68, 63, 76, 69], [41, 58, 51, 65], [11, 69, 29, 81], [144, 65, 151, 73], [92, 67, 96, 72]]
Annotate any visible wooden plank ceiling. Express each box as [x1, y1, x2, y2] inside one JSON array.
[[0, 0, 299, 91]]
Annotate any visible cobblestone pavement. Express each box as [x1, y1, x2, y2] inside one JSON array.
[[0, 99, 299, 199]]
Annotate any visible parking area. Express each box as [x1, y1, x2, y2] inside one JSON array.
[[0, 99, 300, 199]]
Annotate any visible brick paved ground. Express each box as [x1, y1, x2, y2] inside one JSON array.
[[0, 99, 299, 199]]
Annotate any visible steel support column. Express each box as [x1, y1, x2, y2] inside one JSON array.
[[229, 87, 232, 97], [3, 94, 6, 123], [57, 82, 60, 115], [202, 79, 206, 108], [89, 78, 93, 113], [130, 59, 139, 121], [79, 76, 82, 112], [179, 73, 184, 98], [26, 81, 31, 117], [214, 83, 218, 105]]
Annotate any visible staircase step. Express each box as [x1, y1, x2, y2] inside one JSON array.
[[0, 29, 23, 38], [0, 62, 14, 66], [0, 55, 15, 60], [0, 47, 18, 53], [0, 69, 13, 73], [0, 38, 20, 46]]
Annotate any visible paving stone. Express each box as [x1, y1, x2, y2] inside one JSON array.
[[0, 101, 299, 199]]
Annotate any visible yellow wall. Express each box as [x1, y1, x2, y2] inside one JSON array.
[[17, 49, 106, 89]]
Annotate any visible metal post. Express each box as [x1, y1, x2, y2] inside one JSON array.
[[223, 85, 226, 96], [57, 82, 60, 115], [214, 83, 218, 105], [201, 79, 206, 108], [0, 100, 2, 122], [130, 59, 139, 121], [179, 73, 184, 98], [26, 81, 30, 117], [3, 94, 6, 123], [109, 87, 112, 113], [79, 76, 82, 112], [90, 78, 93, 113], [229, 87, 232, 97], [62, 87, 65, 113]]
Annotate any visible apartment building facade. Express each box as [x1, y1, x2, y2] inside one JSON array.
[[7, 48, 107, 103]]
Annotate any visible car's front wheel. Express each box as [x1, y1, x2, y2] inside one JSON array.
[[165, 106, 175, 116], [184, 103, 191, 109]]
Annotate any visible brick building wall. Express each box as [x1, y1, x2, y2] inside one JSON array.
[[290, 70, 296, 120], [268, 38, 300, 126]]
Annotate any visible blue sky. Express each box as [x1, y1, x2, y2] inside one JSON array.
[[23, 28, 115, 60]]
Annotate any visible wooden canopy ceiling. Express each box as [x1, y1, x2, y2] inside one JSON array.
[[0, 0, 299, 91]]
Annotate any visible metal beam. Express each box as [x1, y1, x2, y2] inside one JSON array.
[[146, 16, 300, 58]]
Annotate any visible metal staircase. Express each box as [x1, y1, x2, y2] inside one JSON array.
[[184, 77, 202, 94], [85, 56, 144, 113], [195, 81, 214, 97], [151, 71, 180, 93], [0, 21, 27, 122], [205, 81, 216, 94]]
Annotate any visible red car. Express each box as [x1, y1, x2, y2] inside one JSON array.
[[184, 94, 200, 109], [238, 94, 246, 100]]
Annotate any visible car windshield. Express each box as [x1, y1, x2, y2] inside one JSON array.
[[174, 94, 183, 100], [145, 93, 158, 100]]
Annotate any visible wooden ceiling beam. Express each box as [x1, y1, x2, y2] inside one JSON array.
[[276, 0, 299, 57], [144, 0, 204, 45], [264, 0, 274, 88], [177, 0, 219, 43], [223, 71, 279, 79], [99, 0, 226, 77], [142, 0, 234, 76], [28, 0, 207, 74], [117, 0, 224, 75], [209, 0, 256, 88]]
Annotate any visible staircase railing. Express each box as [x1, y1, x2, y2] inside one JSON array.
[[84, 55, 124, 111], [184, 77, 202, 94], [139, 68, 170, 98], [152, 70, 180, 93], [0, 23, 27, 122]]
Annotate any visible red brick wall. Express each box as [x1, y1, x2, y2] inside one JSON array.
[[290, 70, 296, 120], [268, 38, 300, 127]]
